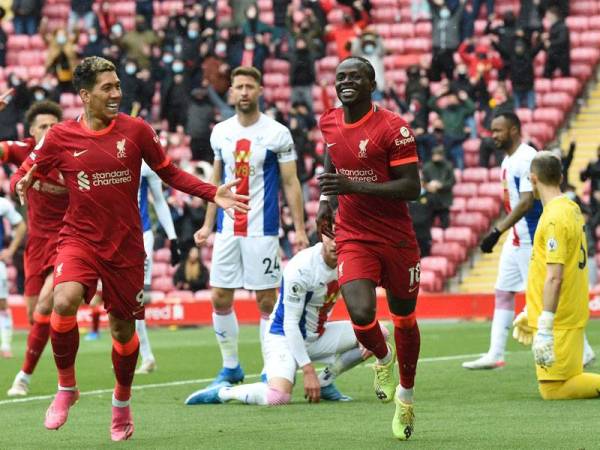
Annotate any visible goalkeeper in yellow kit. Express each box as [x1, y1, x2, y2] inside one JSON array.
[[513, 151, 600, 400]]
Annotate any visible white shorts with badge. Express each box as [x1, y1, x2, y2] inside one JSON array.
[[0, 261, 7, 298], [263, 321, 358, 383], [143, 230, 154, 288], [209, 233, 281, 291], [495, 240, 532, 292]]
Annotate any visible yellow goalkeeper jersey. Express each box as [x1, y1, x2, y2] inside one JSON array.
[[526, 195, 589, 329]]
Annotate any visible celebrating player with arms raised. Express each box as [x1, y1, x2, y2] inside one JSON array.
[[317, 57, 421, 440], [11, 56, 249, 441]]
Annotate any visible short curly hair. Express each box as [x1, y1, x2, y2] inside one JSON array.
[[73, 56, 116, 92], [25, 100, 62, 127]]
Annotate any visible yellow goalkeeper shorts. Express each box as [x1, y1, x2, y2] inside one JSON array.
[[536, 327, 584, 381]]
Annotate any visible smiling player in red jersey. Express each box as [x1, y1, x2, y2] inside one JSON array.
[[11, 56, 249, 441], [4, 100, 68, 397], [317, 57, 421, 441]]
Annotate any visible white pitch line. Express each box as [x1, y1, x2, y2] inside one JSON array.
[[0, 351, 527, 406]]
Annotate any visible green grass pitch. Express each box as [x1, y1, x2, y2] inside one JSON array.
[[2, 321, 600, 449]]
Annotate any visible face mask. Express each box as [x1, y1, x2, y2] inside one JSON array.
[[10, 77, 20, 86], [440, 8, 450, 19], [125, 64, 137, 75], [111, 25, 123, 35], [172, 63, 184, 73], [247, 9, 257, 19], [244, 42, 255, 51], [188, 30, 199, 39], [565, 191, 576, 201], [89, 34, 97, 43], [34, 91, 45, 101], [162, 54, 174, 64], [363, 43, 375, 54], [56, 34, 67, 45], [215, 43, 227, 55], [174, 43, 182, 54]]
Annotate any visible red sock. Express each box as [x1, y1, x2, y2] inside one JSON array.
[[91, 307, 101, 333], [50, 312, 79, 388], [392, 313, 420, 389], [352, 319, 389, 360], [112, 333, 139, 403], [22, 312, 51, 375]]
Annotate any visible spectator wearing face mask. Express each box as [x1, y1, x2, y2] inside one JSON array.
[[509, 31, 542, 110], [120, 15, 160, 69], [118, 60, 143, 115], [67, 0, 96, 33], [96, 1, 117, 37], [181, 20, 201, 67], [351, 28, 386, 101], [231, 0, 260, 27], [325, 10, 368, 60], [457, 39, 503, 86], [542, 6, 570, 78], [82, 27, 109, 58], [422, 145, 455, 229], [29, 86, 50, 104], [160, 58, 191, 131], [405, 65, 431, 132], [202, 40, 231, 97], [12, 0, 43, 36], [485, 10, 517, 80], [292, 9, 325, 58], [276, 36, 317, 112], [41, 19, 79, 95], [186, 87, 216, 162], [428, 0, 467, 81], [415, 118, 445, 164], [241, 3, 274, 37]]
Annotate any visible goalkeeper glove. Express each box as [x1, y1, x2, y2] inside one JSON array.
[[170, 239, 182, 266], [532, 311, 555, 368], [480, 227, 501, 253], [512, 310, 533, 346]]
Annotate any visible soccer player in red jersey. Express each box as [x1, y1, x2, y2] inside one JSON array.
[[11, 56, 249, 441], [317, 57, 421, 440], [4, 100, 67, 396]]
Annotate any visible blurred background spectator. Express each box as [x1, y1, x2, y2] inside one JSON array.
[[67, 0, 96, 33], [428, 0, 466, 81], [422, 146, 456, 229], [408, 174, 434, 257], [173, 247, 209, 292], [542, 6, 570, 78], [12, 0, 43, 36], [351, 27, 385, 100]]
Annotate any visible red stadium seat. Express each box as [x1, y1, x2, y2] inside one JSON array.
[[430, 242, 467, 264], [431, 227, 444, 244], [453, 212, 490, 234], [151, 262, 168, 278], [488, 167, 502, 183], [419, 270, 442, 292], [461, 167, 489, 183], [570, 64, 593, 83], [414, 21, 432, 37], [452, 183, 478, 198], [154, 248, 171, 263], [571, 47, 600, 66], [580, 31, 600, 48], [478, 182, 503, 200], [516, 108, 533, 124], [444, 226, 476, 247], [450, 197, 466, 213], [421, 256, 454, 278], [453, 169, 462, 183], [466, 197, 500, 219], [589, 16, 600, 30], [540, 92, 572, 110], [534, 78, 551, 94], [571, 1, 598, 16], [151, 276, 174, 293], [533, 108, 564, 128], [551, 77, 581, 96], [566, 17, 589, 33], [390, 23, 414, 38], [462, 139, 480, 155]]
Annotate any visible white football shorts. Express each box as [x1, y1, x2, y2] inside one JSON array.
[[209, 234, 281, 291], [263, 321, 358, 383], [495, 240, 532, 292]]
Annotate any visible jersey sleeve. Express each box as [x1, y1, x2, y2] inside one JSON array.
[[1, 140, 32, 166], [136, 118, 171, 171], [275, 127, 297, 163], [281, 273, 312, 367], [543, 215, 568, 266], [10, 131, 60, 193], [0, 198, 23, 225], [210, 125, 222, 161], [387, 115, 419, 167]]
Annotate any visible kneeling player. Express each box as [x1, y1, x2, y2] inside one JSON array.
[[185, 237, 386, 405], [513, 152, 600, 399]]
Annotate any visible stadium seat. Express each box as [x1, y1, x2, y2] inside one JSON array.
[[421, 256, 453, 278], [516, 108, 533, 124], [444, 226, 476, 247], [419, 269, 442, 292], [414, 21, 432, 37], [551, 77, 581, 96], [489, 167, 502, 182], [478, 182, 504, 200], [461, 167, 488, 183], [571, 47, 600, 66], [452, 183, 478, 198], [167, 290, 195, 301], [533, 108, 564, 128], [580, 31, 600, 48], [466, 197, 500, 219], [450, 196, 466, 213], [152, 262, 168, 278], [152, 276, 174, 293], [390, 23, 414, 38], [570, 64, 593, 83], [154, 248, 171, 263], [453, 212, 490, 234], [430, 242, 467, 264], [571, 2, 598, 16], [534, 78, 551, 94], [431, 227, 443, 244], [462, 139, 480, 156], [566, 17, 589, 33], [589, 15, 600, 30]]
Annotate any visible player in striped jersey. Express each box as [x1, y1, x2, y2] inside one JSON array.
[[194, 66, 309, 385], [185, 238, 385, 405]]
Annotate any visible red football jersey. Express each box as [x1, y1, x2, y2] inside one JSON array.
[[319, 106, 419, 247], [2, 138, 68, 239], [15, 113, 216, 266]]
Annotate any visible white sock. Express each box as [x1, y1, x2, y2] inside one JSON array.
[[136, 320, 154, 363], [488, 309, 514, 360], [213, 310, 239, 369], [376, 343, 393, 366], [397, 386, 414, 403], [17, 370, 31, 384], [218, 382, 268, 405], [0, 309, 12, 351], [58, 385, 77, 392], [112, 394, 130, 408], [319, 347, 364, 387]]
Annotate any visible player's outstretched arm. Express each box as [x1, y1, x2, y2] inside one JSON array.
[[280, 161, 309, 250], [480, 191, 534, 253], [13, 164, 37, 205], [318, 162, 421, 200], [195, 159, 222, 247], [214, 178, 251, 213]]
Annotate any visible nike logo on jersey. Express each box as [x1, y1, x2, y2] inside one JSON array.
[[73, 150, 88, 157], [326, 142, 336, 148]]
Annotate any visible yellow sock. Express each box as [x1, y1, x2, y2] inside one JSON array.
[[539, 373, 600, 400]]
